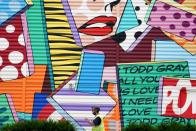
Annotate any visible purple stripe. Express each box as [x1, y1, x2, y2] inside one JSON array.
[[74, 119, 91, 127], [60, 104, 115, 111], [127, 26, 152, 52], [55, 88, 109, 96], [61, 0, 82, 46]]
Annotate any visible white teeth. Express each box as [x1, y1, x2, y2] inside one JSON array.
[[86, 23, 106, 28]]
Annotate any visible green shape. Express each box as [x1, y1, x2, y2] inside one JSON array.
[[26, 0, 54, 90], [26, 0, 50, 64], [0, 94, 15, 127], [103, 81, 109, 92], [117, 61, 194, 127], [144, 0, 156, 22], [17, 112, 32, 120]]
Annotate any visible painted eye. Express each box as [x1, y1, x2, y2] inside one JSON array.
[[105, 0, 121, 11]]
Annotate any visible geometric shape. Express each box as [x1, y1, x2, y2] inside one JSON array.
[[43, 0, 82, 88], [158, 77, 196, 119], [0, 57, 2, 66], [21, 62, 30, 77], [32, 93, 53, 120], [0, 0, 28, 25], [21, 12, 34, 75], [8, 51, 24, 64], [117, 61, 193, 127], [6, 25, 15, 33], [144, 0, 156, 22], [116, 0, 139, 33], [159, 0, 196, 15], [26, 0, 54, 89], [18, 34, 25, 46], [0, 94, 18, 127], [17, 112, 32, 120], [103, 81, 122, 131], [0, 38, 9, 51], [154, 40, 196, 77], [0, 66, 18, 81], [61, 0, 82, 46], [86, 27, 165, 67], [25, 0, 51, 65], [32, 93, 63, 121], [180, 0, 196, 9], [0, 15, 31, 82], [119, 0, 151, 51], [147, 0, 196, 41], [48, 87, 116, 131], [163, 32, 196, 55], [0, 65, 50, 114], [76, 50, 105, 94], [120, 25, 152, 51], [47, 97, 83, 130]]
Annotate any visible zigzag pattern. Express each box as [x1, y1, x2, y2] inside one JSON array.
[[43, 0, 82, 88]]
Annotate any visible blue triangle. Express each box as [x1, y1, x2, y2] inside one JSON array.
[[116, 0, 139, 34]]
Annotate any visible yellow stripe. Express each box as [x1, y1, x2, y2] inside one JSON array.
[[50, 50, 81, 55], [44, 0, 61, 2], [159, 0, 196, 15], [53, 66, 79, 71], [44, 4, 63, 8], [51, 60, 81, 66], [44, 0, 81, 88], [46, 22, 70, 28], [53, 71, 75, 75], [48, 35, 74, 42], [51, 56, 81, 60]]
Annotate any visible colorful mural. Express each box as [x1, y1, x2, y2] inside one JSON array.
[[0, 0, 196, 130]]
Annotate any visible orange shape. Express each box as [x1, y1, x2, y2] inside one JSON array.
[[182, 0, 196, 10], [0, 65, 51, 114], [104, 81, 121, 131], [164, 31, 196, 55]]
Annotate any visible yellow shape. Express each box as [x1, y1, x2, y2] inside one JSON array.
[[44, 0, 82, 88], [159, 0, 196, 15], [164, 31, 196, 55]]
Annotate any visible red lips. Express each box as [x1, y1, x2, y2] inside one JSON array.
[[78, 16, 117, 36]]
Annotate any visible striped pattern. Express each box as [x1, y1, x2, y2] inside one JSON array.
[[103, 81, 122, 131], [0, 94, 18, 127], [50, 88, 116, 131], [43, 0, 82, 88]]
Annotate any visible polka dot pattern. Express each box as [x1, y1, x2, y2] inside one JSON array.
[[192, 28, 196, 35], [0, 38, 9, 51], [182, 21, 190, 27], [0, 15, 30, 82], [160, 16, 166, 21], [185, 12, 192, 18], [6, 25, 15, 33], [0, 66, 18, 81], [163, 4, 170, 10], [21, 62, 30, 77], [0, 56, 2, 66], [194, 18, 196, 24], [148, 1, 196, 41], [0, 0, 27, 25], [170, 24, 175, 30], [173, 13, 181, 19], [18, 33, 25, 46], [8, 51, 24, 64], [127, 0, 149, 42]]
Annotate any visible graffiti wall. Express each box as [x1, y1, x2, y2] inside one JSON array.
[[0, 0, 195, 130]]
